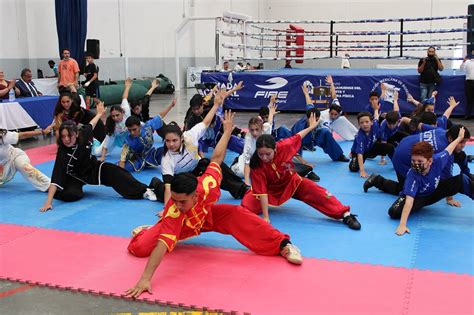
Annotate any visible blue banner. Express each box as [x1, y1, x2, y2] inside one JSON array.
[[200, 69, 467, 115]]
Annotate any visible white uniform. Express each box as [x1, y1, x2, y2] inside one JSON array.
[[161, 122, 207, 177], [231, 122, 272, 177], [319, 99, 358, 141], [93, 99, 131, 156], [0, 131, 50, 191]]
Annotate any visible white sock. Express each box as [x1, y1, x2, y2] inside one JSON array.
[[343, 211, 350, 218]]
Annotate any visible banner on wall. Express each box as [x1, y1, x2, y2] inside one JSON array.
[[200, 71, 466, 115]]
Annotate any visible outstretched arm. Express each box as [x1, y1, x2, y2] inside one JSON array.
[[40, 185, 57, 212], [122, 78, 132, 100], [442, 96, 459, 119], [223, 81, 243, 98], [158, 99, 176, 119], [124, 241, 168, 298], [202, 90, 224, 128], [325, 75, 337, 99], [210, 110, 235, 166], [88, 102, 106, 129], [146, 79, 159, 96], [301, 82, 313, 105], [296, 113, 318, 140], [445, 127, 465, 155], [395, 196, 414, 236], [393, 91, 399, 112]]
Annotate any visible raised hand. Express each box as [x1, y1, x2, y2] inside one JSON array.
[[447, 96, 459, 108], [222, 110, 235, 134], [325, 75, 333, 85], [96, 101, 106, 117], [307, 112, 318, 130]]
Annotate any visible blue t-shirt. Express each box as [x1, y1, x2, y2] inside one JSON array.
[[378, 113, 401, 142], [393, 128, 451, 179], [402, 150, 450, 197], [351, 119, 380, 154], [436, 115, 448, 130], [364, 100, 390, 115]]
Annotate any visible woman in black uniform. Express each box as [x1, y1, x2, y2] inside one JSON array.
[[40, 102, 156, 212]]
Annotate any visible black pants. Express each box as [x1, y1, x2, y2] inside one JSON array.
[[192, 158, 248, 199], [372, 172, 406, 196], [294, 162, 313, 177], [349, 142, 395, 172], [465, 80, 474, 116], [388, 174, 473, 219], [54, 162, 148, 202]]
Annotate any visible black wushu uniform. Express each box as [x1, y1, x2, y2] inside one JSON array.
[[51, 124, 150, 202]]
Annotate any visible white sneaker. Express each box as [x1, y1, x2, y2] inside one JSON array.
[[131, 225, 152, 237], [143, 188, 157, 201], [280, 243, 303, 265]]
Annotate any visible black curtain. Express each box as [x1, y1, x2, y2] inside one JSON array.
[[55, 0, 87, 70]]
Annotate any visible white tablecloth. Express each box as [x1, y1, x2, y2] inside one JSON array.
[[0, 101, 38, 130], [32, 78, 59, 96]]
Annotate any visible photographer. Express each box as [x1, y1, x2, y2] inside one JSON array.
[[417, 46, 444, 102]]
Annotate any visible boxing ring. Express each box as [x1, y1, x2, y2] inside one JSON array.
[[198, 8, 473, 114]]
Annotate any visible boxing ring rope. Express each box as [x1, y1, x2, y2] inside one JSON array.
[[216, 12, 473, 63]]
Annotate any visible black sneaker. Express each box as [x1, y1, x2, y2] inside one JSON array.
[[306, 171, 320, 182], [336, 154, 350, 162], [363, 174, 378, 193], [343, 214, 361, 230]]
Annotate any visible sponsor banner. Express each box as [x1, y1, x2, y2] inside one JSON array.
[[200, 71, 466, 115]]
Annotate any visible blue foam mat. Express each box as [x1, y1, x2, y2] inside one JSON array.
[[1, 141, 473, 275]]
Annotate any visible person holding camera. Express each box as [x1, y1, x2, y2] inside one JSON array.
[[417, 46, 444, 102]]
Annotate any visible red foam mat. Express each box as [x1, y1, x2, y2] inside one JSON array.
[[25, 144, 57, 165], [0, 224, 472, 314]]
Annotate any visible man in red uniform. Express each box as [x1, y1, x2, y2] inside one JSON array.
[[125, 110, 302, 298]]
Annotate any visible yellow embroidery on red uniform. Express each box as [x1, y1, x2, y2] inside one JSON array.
[[165, 204, 181, 219]]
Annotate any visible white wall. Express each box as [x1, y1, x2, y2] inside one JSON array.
[[0, 0, 472, 85]]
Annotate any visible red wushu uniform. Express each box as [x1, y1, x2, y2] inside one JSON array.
[[128, 162, 289, 257], [241, 134, 349, 219]]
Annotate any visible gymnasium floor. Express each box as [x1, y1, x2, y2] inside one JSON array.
[[1, 90, 473, 315]]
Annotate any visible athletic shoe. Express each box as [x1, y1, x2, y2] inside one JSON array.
[[131, 225, 152, 237], [306, 171, 320, 182], [343, 214, 361, 230], [363, 174, 378, 193], [336, 154, 350, 162], [280, 243, 303, 265], [143, 188, 157, 201]]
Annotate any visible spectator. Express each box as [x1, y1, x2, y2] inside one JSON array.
[[460, 54, 474, 120], [83, 52, 99, 107], [58, 48, 80, 92], [15, 68, 42, 97], [234, 62, 245, 72], [222, 61, 231, 72], [284, 60, 292, 69], [46, 60, 59, 78], [341, 54, 351, 69], [417, 46, 444, 101], [0, 69, 20, 100]]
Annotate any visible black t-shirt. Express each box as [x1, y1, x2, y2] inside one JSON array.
[[84, 63, 98, 83], [418, 57, 440, 84]]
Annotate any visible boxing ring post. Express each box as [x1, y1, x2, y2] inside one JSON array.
[[174, 16, 217, 91]]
